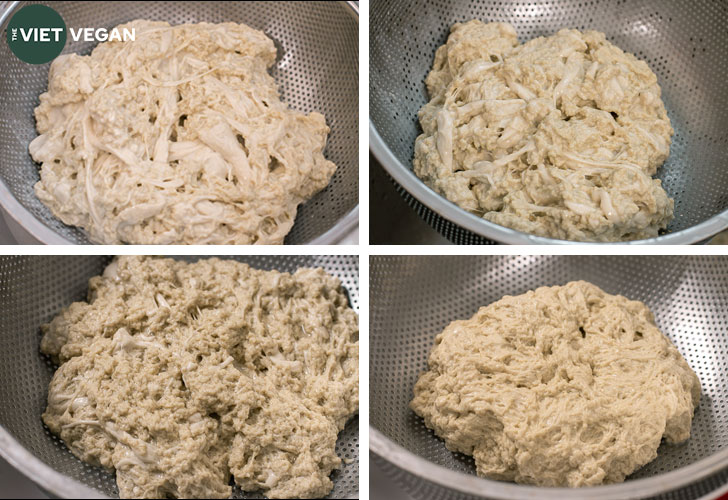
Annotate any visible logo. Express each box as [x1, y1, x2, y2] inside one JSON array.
[[6, 4, 67, 65]]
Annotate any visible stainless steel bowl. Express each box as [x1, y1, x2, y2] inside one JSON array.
[[370, 255, 728, 499], [0, 1, 358, 245], [370, 0, 728, 244], [0, 255, 359, 498]]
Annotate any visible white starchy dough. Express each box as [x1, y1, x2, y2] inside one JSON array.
[[41, 256, 358, 499], [30, 20, 336, 244], [414, 21, 674, 241], [411, 281, 700, 486]]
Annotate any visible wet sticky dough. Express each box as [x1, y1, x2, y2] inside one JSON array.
[[414, 21, 674, 241]]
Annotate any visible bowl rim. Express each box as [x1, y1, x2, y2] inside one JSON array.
[[370, 426, 728, 499], [370, 119, 728, 246], [0, 426, 105, 499], [0, 0, 359, 246]]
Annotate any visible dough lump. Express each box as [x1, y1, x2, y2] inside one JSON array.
[[414, 22, 674, 241], [41, 256, 358, 499], [411, 281, 700, 486], [30, 21, 336, 244]]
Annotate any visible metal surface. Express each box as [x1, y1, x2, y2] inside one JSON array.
[[0, 1, 359, 245], [0, 255, 359, 499], [370, 156, 451, 245], [369, 0, 728, 244], [370, 456, 417, 500], [370, 256, 728, 499]]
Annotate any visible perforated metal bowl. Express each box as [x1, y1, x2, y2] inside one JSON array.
[[0, 1, 358, 245], [0, 255, 359, 499], [370, 256, 728, 499], [370, 0, 728, 244]]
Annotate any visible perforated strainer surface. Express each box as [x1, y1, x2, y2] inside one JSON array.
[[370, 256, 728, 499], [369, 0, 728, 244], [0, 255, 359, 499], [0, 1, 358, 245]]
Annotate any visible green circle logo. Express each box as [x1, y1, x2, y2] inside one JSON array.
[[6, 4, 67, 65]]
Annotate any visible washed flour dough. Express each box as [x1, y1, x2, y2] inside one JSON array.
[[41, 256, 358, 499], [411, 281, 700, 486], [30, 21, 336, 244], [414, 22, 674, 241]]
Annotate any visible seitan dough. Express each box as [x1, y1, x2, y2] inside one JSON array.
[[30, 21, 336, 245], [414, 22, 674, 241], [41, 256, 358, 499], [411, 281, 700, 486]]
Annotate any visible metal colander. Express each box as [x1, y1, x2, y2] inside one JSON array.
[[370, 256, 728, 499], [369, 0, 728, 244], [0, 1, 358, 245], [0, 255, 359, 499]]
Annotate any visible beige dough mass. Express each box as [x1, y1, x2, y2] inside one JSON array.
[[41, 256, 358, 499], [414, 22, 674, 241], [30, 20, 336, 244], [411, 281, 700, 486]]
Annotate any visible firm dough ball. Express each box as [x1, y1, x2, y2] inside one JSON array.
[[411, 281, 700, 486]]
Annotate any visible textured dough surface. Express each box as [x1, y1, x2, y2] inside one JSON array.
[[30, 20, 336, 244], [414, 21, 674, 241], [41, 256, 358, 499], [411, 281, 700, 486]]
